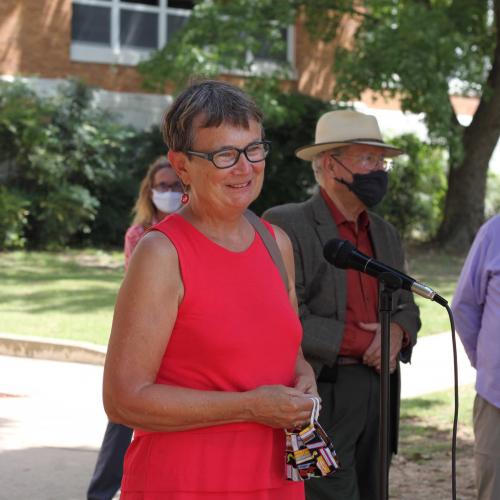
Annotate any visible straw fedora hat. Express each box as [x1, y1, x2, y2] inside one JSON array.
[[295, 110, 402, 161]]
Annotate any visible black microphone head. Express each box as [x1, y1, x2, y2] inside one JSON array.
[[323, 239, 355, 269]]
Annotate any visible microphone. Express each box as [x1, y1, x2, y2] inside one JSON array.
[[323, 238, 447, 306]]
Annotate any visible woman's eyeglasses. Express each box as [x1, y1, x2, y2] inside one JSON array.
[[186, 140, 271, 169], [152, 182, 183, 193]]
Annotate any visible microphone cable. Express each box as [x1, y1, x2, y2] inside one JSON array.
[[323, 237, 460, 498], [444, 303, 458, 500]]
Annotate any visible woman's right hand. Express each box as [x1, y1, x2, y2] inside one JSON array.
[[247, 385, 315, 430]]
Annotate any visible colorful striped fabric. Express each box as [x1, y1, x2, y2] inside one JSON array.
[[285, 397, 341, 481]]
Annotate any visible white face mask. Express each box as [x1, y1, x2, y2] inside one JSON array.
[[151, 190, 182, 214]]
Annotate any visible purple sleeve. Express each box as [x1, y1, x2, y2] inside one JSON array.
[[451, 221, 494, 367]]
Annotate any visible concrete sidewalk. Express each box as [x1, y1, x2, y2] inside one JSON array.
[[0, 355, 107, 500], [400, 330, 476, 399], [0, 331, 476, 500]]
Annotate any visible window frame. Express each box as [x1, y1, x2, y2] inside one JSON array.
[[71, 0, 192, 65], [70, 0, 295, 71]]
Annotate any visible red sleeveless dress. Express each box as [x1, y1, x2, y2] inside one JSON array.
[[120, 214, 304, 499]]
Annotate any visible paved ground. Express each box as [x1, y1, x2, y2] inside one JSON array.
[[0, 331, 476, 500], [400, 330, 475, 399], [0, 355, 107, 500]]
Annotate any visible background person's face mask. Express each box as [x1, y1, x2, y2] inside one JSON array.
[[332, 157, 388, 208], [152, 190, 182, 214]]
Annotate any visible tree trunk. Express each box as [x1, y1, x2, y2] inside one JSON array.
[[437, 0, 500, 251]]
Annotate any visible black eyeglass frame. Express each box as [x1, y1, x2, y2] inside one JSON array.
[[185, 140, 271, 169]]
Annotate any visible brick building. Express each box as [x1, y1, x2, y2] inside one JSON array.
[[0, 0, 342, 99], [0, 0, 489, 157]]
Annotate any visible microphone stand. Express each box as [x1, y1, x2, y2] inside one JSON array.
[[378, 272, 402, 500]]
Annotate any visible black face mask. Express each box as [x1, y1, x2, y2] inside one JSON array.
[[333, 158, 388, 208]]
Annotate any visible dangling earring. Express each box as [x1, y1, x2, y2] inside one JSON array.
[[181, 191, 190, 204]]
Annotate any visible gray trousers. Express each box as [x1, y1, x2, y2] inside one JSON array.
[[473, 394, 500, 500], [306, 364, 389, 500]]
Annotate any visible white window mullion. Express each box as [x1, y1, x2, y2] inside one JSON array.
[[111, 0, 120, 53], [159, 0, 167, 48], [72, 0, 112, 6]]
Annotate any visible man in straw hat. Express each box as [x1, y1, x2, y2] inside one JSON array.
[[264, 110, 421, 500]]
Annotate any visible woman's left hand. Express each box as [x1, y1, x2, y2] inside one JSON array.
[[294, 372, 318, 397], [294, 347, 319, 398]]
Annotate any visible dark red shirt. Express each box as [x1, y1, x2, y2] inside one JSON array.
[[320, 188, 378, 357]]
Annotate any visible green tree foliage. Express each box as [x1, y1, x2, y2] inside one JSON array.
[[139, 0, 500, 250], [0, 80, 447, 249], [485, 170, 500, 218], [0, 187, 29, 249], [251, 89, 331, 214], [138, 1, 298, 91], [88, 125, 167, 247], [0, 80, 164, 249], [376, 135, 447, 241], [332, 0, 500, 250]]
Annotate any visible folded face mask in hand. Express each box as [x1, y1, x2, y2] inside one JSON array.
[[285, 396, 341, 481]]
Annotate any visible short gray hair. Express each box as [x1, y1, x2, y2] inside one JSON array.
[[162, 80, 264, 152], [312, 151, 331, 185]]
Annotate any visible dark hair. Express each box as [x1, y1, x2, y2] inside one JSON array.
[[162, 80, 264, 152]]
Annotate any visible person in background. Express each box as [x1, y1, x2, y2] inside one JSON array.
[[124, 157, 184, 269], [452, 214, 500, 500], [103, 79, 317, 500], [87, 157, 182, 500], [264, 110, 421, 500]]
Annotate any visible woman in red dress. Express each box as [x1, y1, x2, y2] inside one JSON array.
[[103, 80, 317, 499], [88, 157, 182, 500]]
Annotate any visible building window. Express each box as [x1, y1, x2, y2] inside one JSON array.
[[71, 0, 193, 65], [120, 10, 158, 49], [71, 0, 293, 69], [72, 4, 111, 45]]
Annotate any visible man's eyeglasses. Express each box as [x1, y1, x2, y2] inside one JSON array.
[[153, 181, 183, 193], [331, 153, 393, 171], [186, 140, 271, 169]]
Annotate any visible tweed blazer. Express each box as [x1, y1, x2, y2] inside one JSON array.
[[263, 192, 421, 453], [263, 191, 421, 374]]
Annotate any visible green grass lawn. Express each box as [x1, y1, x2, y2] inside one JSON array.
[[0, 245, 466, 345], [406, 245, 466, 337], [0, 250, 123, 345], [400, 384, 474, 460]]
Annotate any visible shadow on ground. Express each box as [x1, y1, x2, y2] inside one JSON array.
[[0, 446, 97, 500]]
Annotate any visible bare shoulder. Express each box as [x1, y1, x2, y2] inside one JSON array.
[[134, 231, 178, 262], [126, 230, 182, 291]]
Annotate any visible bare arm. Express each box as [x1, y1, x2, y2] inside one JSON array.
[[263, 208, 345, 370], [272, 225, 318, 397], [104, 230, 314, 432]]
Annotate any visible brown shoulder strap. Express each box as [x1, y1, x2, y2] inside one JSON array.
[[244, 209, 289, 292]]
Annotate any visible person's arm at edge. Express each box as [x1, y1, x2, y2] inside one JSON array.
[[451, 228, 491, 367], [104, 230, 314, 432]]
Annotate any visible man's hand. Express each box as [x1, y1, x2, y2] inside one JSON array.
[[361, 322, 404, 373]]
